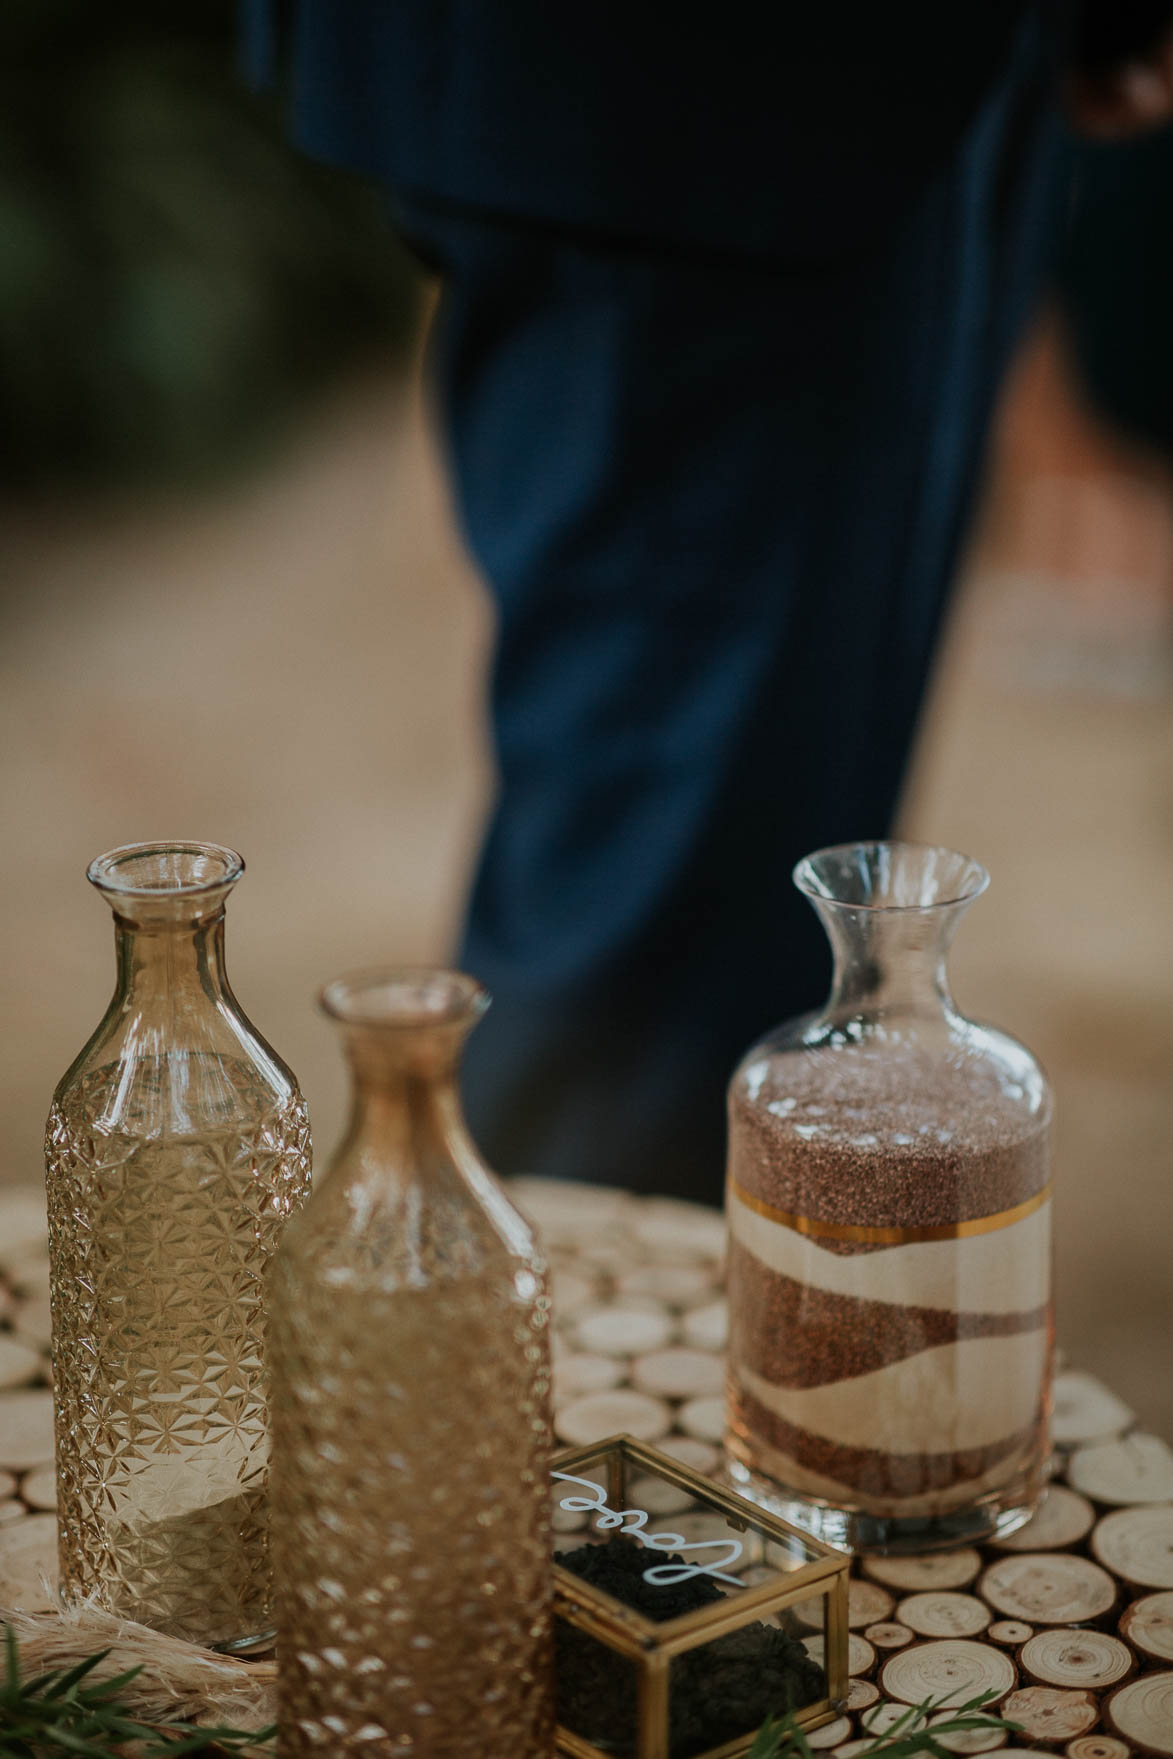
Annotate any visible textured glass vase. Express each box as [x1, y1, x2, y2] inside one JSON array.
[[725, 842, 1053, 1554], [45, 842, 312, 1649], [270, 968, 555, 1758]]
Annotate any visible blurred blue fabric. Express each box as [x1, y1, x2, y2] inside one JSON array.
[[245, 6, 1063, 1199], [242, 3, 1030, 262]]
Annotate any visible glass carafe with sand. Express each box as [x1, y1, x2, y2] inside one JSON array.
[[725, 842, 1053, 1553]]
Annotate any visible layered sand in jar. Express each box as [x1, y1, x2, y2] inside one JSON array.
[[727, 1044, 1052, 1521]]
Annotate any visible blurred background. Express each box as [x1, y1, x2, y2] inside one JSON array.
[[1, 8, 1170, 1430]]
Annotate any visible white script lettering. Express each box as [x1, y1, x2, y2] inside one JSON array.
[[551, 1471, 744, 1588]]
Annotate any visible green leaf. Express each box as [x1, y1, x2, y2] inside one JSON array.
[[749, 1688, 1022, 1759], [41, 1651, 116, 1699], [0, 1625, 276, 1759]]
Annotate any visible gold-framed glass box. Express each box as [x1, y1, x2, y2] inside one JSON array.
[[551, 1436, 850, 1759]]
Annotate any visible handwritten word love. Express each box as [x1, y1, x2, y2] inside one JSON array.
[[552, 1471, 744, 1587]]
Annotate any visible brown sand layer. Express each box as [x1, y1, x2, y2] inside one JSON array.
[[728, 1238, 1049, 1389], [730, 1044, 1049, 1237], [728, 1377, 1044, 1502]]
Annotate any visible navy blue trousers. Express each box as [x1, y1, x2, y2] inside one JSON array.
[[397, 53, 1061, 1206]]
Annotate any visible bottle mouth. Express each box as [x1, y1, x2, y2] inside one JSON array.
[[793, 841, 989, 912], [88, 841, 244, 899], [319, 966, 490, 1029]]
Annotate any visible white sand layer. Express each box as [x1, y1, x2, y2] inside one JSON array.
[[737, 1329, 1049, 1456], [729, 1187, 1051, 1315]]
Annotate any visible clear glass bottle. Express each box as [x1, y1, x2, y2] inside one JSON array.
[[44, 842, 311, 1648], [269, 968, 555, 1759], [725, 842, 1053, 1553]]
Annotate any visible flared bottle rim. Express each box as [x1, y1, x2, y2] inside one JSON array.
[[88, 840, 244, 899], [319, 966, 490, 1030], [793, 840, 989, 913]]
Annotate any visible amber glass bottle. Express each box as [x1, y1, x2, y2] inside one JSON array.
[[45, 842, 311, 1648], [270, 968, 554, 1757]]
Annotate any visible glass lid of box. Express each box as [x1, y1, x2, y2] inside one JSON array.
[[552, 1436, 838, 1631]]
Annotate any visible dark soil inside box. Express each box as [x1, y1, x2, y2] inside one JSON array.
[[555, 1535, 825, 1759]]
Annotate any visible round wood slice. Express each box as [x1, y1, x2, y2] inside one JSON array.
[[20, 1464, 57, 1511], [803, 1632, 876, 1677], [1091, 1505, 1173, 1589], [575, 1305, 674, 1357], [1068, 1433, 1173, 1506], [613, 1292, 678, 1319], [897, 1591, 991, 1639], [995, 1487, 1096, 1553], [861, 1700, 927, 1736], [1105, 1673, 1173, 1757], [553, 1352, 626, 1404], [866, 1622, 915, 1650], [1120, 1590, 1173, 1664], [791, 1579, 894, 1634], [1065, 1738, 1130, 1759], [0, 1500, 26, 1524], [806, 1715, 853, 1749], [830, 1741, 877, 1759], [0, 1512, 58, 1610], [979, 1553, 1117, 1626], [0, 1389, 55, 1470], [845, 1677, 880, 1712], [0, 1335, 44, 1391], [551, 1271, 598, 1323], [1001, 1687, 1097, 1744], [1051, 1373, 1135, 1447], [657, 1434, 720, 1476], [651, 1512, 735, 1553], [681, 1299, 728, 1352], [616, 1264, 714, 1308], [627, 1473, 695, 1517], [880, 1639, 1016, 1709], [632, 1347, 724, 1401], [676, 1395, 724, 1444], [990, 1621, 1034, 1646], [1019, 1629, 1133, 1691], [791, 1594, 834, 1633], [928, 1707, 1008, 1753], [573, 1241, 647, 1276], [846, 1579, 896, 1629], [553, 1387, 672, 1446], [509, 1178, 633, 1245], [865, 1548, 983, 1592], [630, 1200, 726, 1263]]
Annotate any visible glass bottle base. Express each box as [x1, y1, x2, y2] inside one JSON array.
[[56, 1580, 276, 1656], [210, 1627, 277, 1656], [724, 1455, 1042, 1554]]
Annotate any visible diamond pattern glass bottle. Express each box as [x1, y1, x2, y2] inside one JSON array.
[[45, 842, 311, 1649], [269, 969, 555, 1758]]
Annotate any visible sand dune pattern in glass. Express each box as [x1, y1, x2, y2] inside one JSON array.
[[725, 843, 1054, 1553]]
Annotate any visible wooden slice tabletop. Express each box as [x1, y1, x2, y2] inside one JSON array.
[[3, 1178, 1172, 1754]]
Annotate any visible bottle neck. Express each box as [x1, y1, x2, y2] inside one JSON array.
[[818, 902, 961, 1022], [113, 908, 232, 1012], [338, 1031, 472, 1171]]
